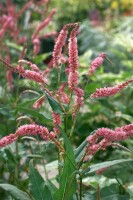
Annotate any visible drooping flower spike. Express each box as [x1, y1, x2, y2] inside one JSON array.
[[32, 8, 57, 40], [0, 57, 46, 84], [90, 79, 133, 98], [86, 123, 133, 158], [88, 53, 112, 76], [0, 124, 64, 153]]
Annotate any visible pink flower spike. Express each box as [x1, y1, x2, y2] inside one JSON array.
[[87, 134, 98, 145], [6, 70, 13, 91], [90, 79, 133, 98], [115, 123, 133, 137], [68, 71, 78, 90], [52, 111, 62, 134], [68, 25, 79, 72], [0, 134, 17, 147], [96, 128, 128, 141], [32, 8, 56, 40], [15, 124, 51, 141], [22, 70, 45, 84], [16, 1, 33, 18], [53, 27, 68, 67], [88, 53, 106, 76], [32, 38, 40, 57], [74, 87, 84, 98]]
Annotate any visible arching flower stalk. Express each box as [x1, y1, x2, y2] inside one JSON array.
[[85, 123, 133, 159], [0, 124, 64, 153], [90, 79, 133, 98], [0, 57, 46, 84]]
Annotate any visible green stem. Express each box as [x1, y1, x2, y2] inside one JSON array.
[[97, 185, 100, 200], [68, 91, 73, 109], [36, 135, 48, 180], [15, 141, 19, 180], [76, 192, 80, 200], [78, 144, 89, 169], [64, 114, 67, 134], [69, 117, 76, 139], [79, 174, 83, 200]]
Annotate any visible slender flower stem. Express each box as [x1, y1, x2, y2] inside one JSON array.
[[56, 94, 66, 112], [15, 141, 19, 180], [78, 144, 90, 169], [68, 90, 73, 109]]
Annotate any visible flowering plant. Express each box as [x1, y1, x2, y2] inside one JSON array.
[[0, 1, 133, 200]]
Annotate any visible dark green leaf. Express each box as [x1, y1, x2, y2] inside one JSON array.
[[4, 149, 17, 164], [0, 183, 30, 200], [99, 183, 130, 200], [15, 106, 52, 123], [75, 139, 88, 158], [82, 159, 133, 175], [44, 92, 63, 114], [54, 128, 77, 200], [29, 160, 54, 200]]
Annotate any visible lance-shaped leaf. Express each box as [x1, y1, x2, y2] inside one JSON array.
[[44, 92, 63, 114], [0, 184, 30, 200], [29, 160, 54, 200], [16, 106, 52, 124], [82, 159, 133, 175], [74, 138, 88, 162], [54, 127, 77, 200]]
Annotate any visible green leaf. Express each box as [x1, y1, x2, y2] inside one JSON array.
[[0, 183, 30, 200], [74, 139, 88, 163], [44, 92, 63, 114], [6, 40, 23, 51], [82, 159, 133, 175], [34, 52, 51, 63], [54, 128, 77, 200], [4, 148, 17, 164], [47, 180, 57, 195], [60, 64, 67, 82], [101, 194, 129, 200], [112, 113, 133, 123], [99, 183, 130, 200], [75, 139, 88, 158], [29, 160, 54, 200], [15, 106, 52, 123]]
